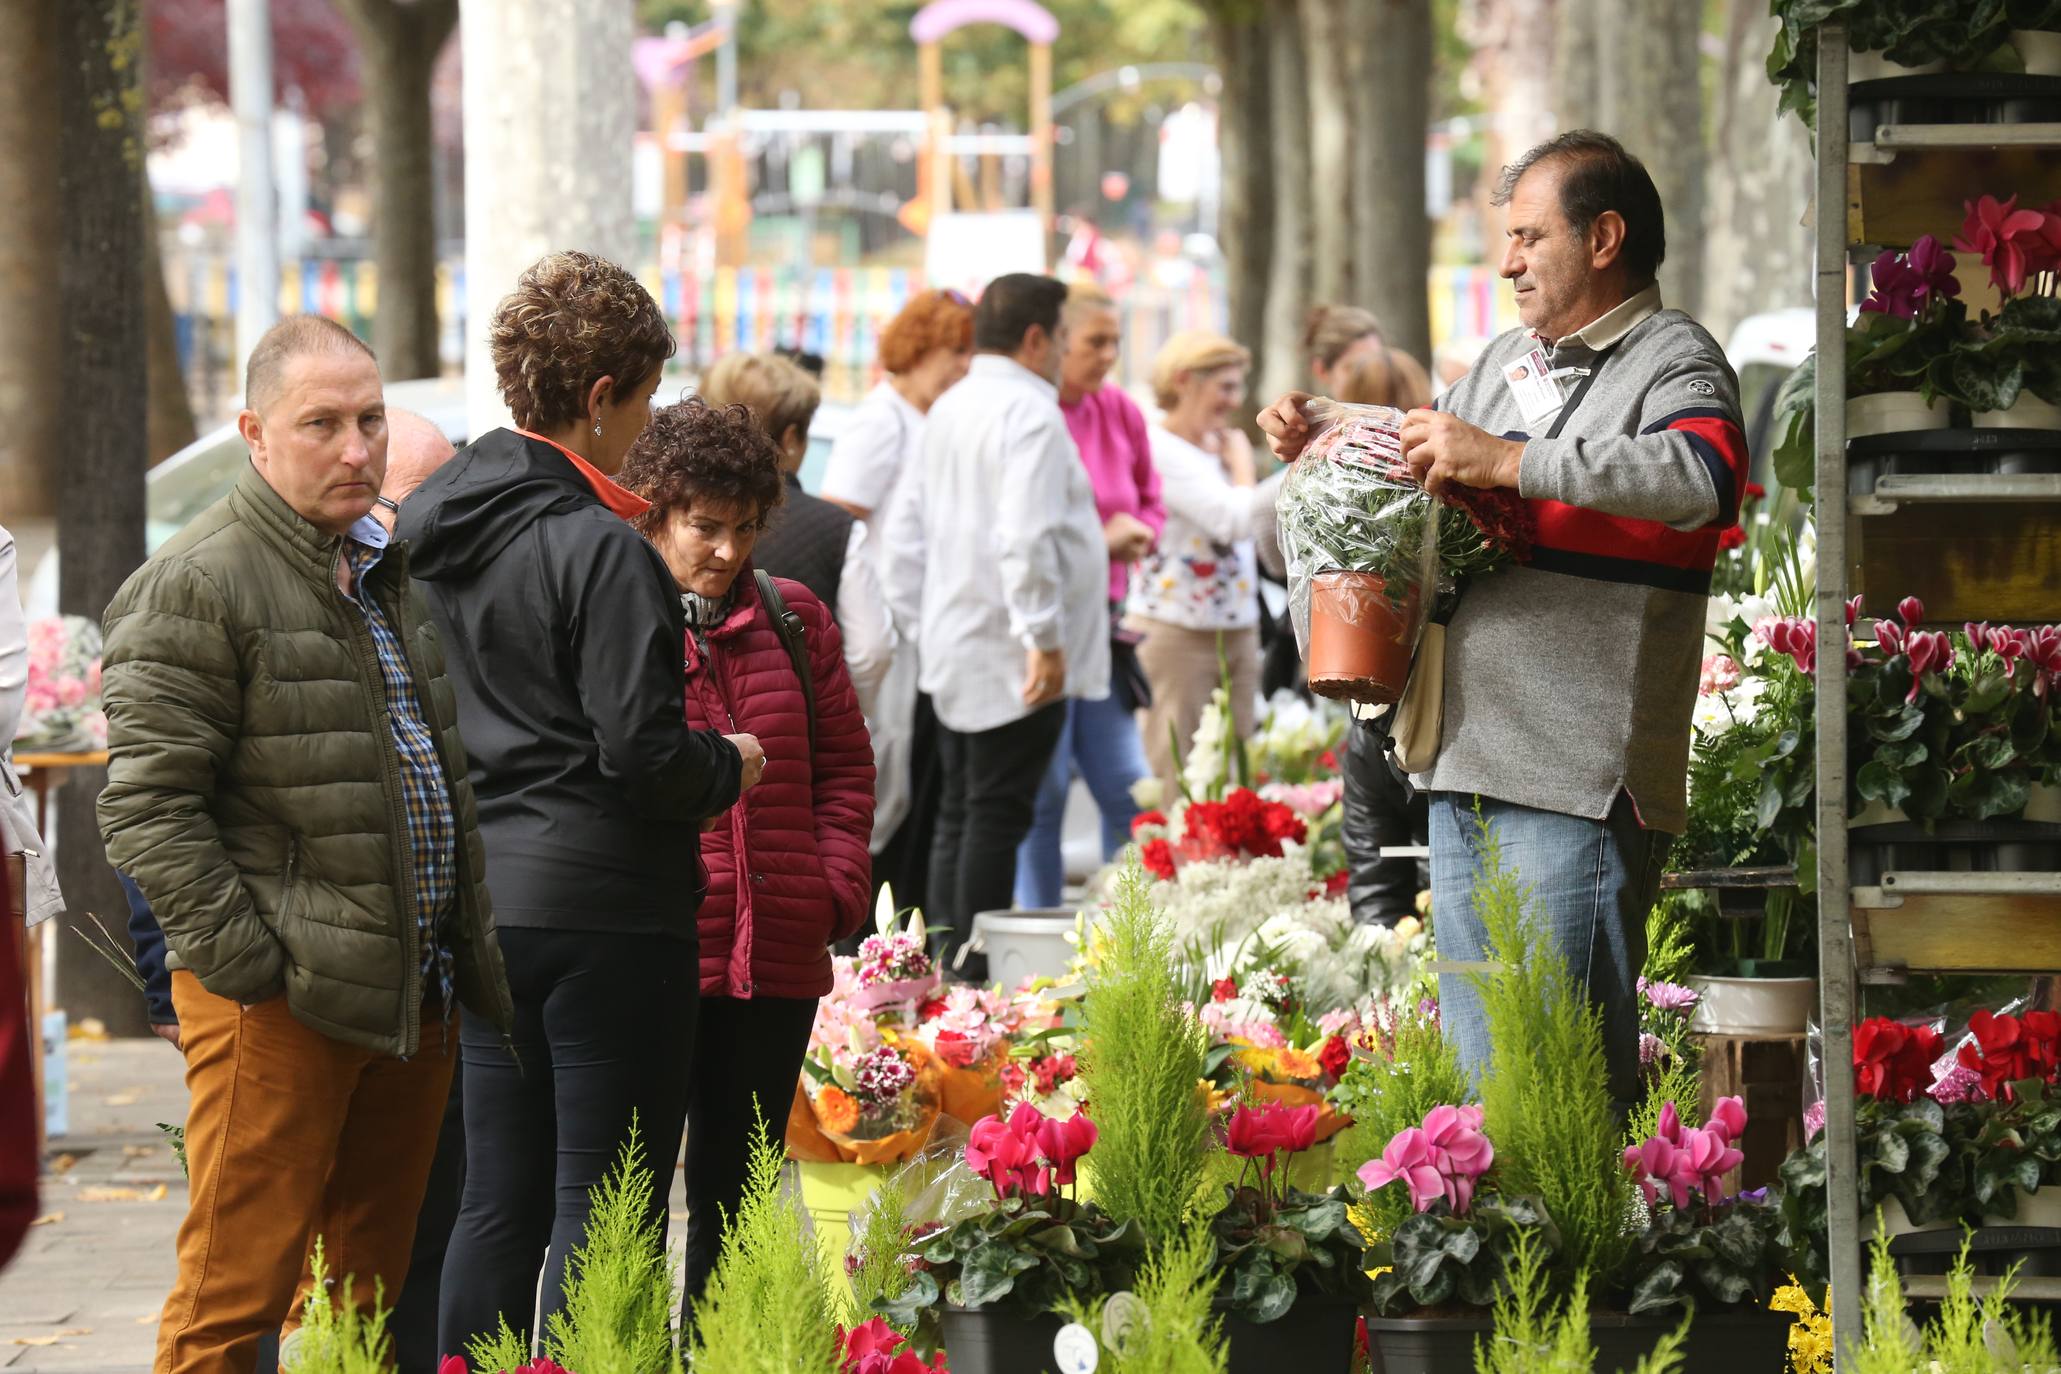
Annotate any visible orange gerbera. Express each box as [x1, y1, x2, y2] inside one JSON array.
[[816, 1085, 860, 1135], [1275, 1048, 1323, 1081]]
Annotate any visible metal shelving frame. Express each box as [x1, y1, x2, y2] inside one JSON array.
[[1814, 25, 2061, 1364]]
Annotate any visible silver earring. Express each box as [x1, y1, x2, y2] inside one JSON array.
[[593, 422, 602, 438]]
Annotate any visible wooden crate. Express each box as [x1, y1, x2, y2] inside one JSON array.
[[1696, 1032, 1810, 1192]]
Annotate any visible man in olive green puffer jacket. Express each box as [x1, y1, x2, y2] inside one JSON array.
[[97, 315, 513, 1374]]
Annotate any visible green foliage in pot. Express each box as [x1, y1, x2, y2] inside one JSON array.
[[1470, 814, 1636, 1282], [1846, 1227, 2061, 1372], [1362, 1195, 1564, 1315], [1968, 1080, 2061, 1218], [282, 1241, 392, 1374], [1207, 1182, 1367, 1323], [685, 1109, 839, 1374], [846, 1177, 917, 1331], [1473, 1231, 1691, 1374], [1078, 859, 1212, 1241], [1778, 1095, 1956, 1286], [1620, 1197, 1789, 1317], [1058, 1220, 1227, 1374], [883, 1191, 1146, 1327], [1771, 304, 1967, 501], [1767, 0, 2030, 128], [1938, 295, 2061, 415]]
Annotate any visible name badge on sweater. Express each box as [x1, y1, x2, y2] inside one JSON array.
[[1502, 348, 1568, 427]]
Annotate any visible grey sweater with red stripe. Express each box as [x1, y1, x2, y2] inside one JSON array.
[[1422, 293, 1744, 833]]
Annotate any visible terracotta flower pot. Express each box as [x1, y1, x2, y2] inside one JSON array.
[[1306, 571, 1420, 706]]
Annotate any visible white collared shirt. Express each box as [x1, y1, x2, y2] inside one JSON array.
[[914, 354, 1111, 734], [1538, 283, 1664, 354]]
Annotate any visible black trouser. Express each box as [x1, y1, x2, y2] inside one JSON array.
[[679, 994, 820, 1318], [928, 702, 1068, 978], [865, 691, 944, 949], [438, 927, 698, 1356], [390, 1059, 464, 1371], [1342, 716, 1430, 925]]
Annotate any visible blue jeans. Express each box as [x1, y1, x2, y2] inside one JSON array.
[[1012, 694, 1149, 908], [1428, 791, 1665, 1112]]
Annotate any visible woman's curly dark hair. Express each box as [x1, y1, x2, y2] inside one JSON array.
[[619, 399, 787, 538], [490, 250, 676, 432]]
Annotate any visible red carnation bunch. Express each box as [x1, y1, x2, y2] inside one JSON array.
[[1957, 1009, 2061, 1101], [1179, 787, 1307, 863], [1852, 1017, 1944, 1103]]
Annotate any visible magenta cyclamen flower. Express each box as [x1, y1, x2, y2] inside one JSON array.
[[1905, 630, 1955, 702], [1857, 235, 1960, 318]]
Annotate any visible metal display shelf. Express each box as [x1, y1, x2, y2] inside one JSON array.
[[1853, 473, 2061, 514], [1813, 26, 2061, 1365]]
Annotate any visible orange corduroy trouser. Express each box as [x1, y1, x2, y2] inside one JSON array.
[[156, 970, 455, 1374]]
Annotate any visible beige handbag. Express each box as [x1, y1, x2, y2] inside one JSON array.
[[1389, 623, 1446, 776]]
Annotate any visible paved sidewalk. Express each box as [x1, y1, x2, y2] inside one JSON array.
[[0, 1036, 190, 1373], [0, 1036, 712, 1373]]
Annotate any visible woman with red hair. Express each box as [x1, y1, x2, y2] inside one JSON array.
[[820, 290, 974, 915]]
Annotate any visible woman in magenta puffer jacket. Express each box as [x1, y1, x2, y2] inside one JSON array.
[[618, 399, 875, 1315]]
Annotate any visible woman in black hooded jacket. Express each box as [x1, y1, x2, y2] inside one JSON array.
[[398, 251, 762, 1355]]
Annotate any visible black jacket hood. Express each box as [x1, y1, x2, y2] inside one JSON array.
[[398, 428, 597, 579]]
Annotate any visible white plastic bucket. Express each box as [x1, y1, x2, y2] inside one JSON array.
[[1973, 394, 2061, 430], [1688, 975, 1818, 1036], [969, 908, 1084, 987], [1847, 391, 1948, 439]]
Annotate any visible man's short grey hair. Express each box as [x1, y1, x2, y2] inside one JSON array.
[[1492, 130, 1667, 289], [244, 315, 377, 415]]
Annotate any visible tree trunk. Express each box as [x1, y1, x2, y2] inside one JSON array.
[[1300, 0, 1356, 307], [1701, 0, 1812, 345], [337, 0, 459, 380], [1348, 0, 1433, 366], [144, 179, 197, 465], [0, 0, 62, 518], [462, 0, 638, 435], [1595, 0, 1705, 318], [57, 0, 150, 1037], [1461, 0, 1562, 180], [1550, 0, 1599, 131], [1204, 2, 1272, 389], [1260, 0, 1313, 401]]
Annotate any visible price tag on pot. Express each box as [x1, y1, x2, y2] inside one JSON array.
[[1100, 1290, 1149, 1355], [1052, 1321, 1099, 1373]]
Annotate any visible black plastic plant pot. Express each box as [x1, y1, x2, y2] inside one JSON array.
[[1848, 817, 2061, 887], [1222, 1295, 1360, 1374], [938, 1306, 1069, 1374], [1365, 1307, 1791, 1374], [1846, 72, 2061, 142], [1843, 428, 2061, 497], [1892, 1220, 2061, 1284]]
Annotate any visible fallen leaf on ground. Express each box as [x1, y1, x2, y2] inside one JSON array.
[[9, 1336, 61, 1347], [69, 1018, 110, 1041], [28, 1211, 63, 1226], [104, 1091, 142, 1106], [77, 1186, 146, 1202], [122, 1145, 157, 1158], [137, 1314, 159, 1325], [146, 1183, 168, 1201], [47, 1154, 76, 1175]]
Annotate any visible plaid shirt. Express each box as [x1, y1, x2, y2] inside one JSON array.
[[343, 517, 457, 1013]]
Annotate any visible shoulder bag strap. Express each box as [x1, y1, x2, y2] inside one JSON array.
[[755, 570, 815, 753]]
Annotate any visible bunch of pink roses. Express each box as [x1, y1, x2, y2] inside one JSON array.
[[1356, 1104, 1496, 1216], [964, 1102, 1096, 1201], [1622, 1098, 1746, 1212]]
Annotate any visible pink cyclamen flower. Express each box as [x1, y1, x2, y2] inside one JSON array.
[[1654, 1100, 1685, 1146], [1421, 1103, 1495, 1182], [1897, 596, 1926, 629], [1707, 1095, 1747, 1144], [1677, 1126, 1744, 1205], [967, 1113, 1042, 1199], [1905, 630, 1955, 702], [1035, 1110, 1097, 1187], [1954, 195, 2053, 298], [1623, 1135, 1682, 1208], [1846, 595, 1864, 627], [1876, 619, 1905, 655], [1359, 1127, 1448, 1214]]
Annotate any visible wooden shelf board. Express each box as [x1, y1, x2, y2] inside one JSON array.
[[1852, 504, 2061, 626], [1847, 147, 2061, 249], [1852, 892, 2061, 975]]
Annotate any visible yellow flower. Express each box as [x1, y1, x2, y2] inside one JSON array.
[[1769, 1279, 1832, 1374], [1347, 1198, 1392, 1282]]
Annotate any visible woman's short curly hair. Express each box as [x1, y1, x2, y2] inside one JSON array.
[[619, 399, 787, 539], [877, 289, 974, 376], [490, 250, 676, 431]]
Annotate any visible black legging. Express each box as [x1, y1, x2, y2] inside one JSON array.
[[438, 927, 697, 1356], [679, 995, 820, 1317]]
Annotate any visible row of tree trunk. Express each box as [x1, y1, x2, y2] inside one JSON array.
[[1206, 0, 1812, 400]]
